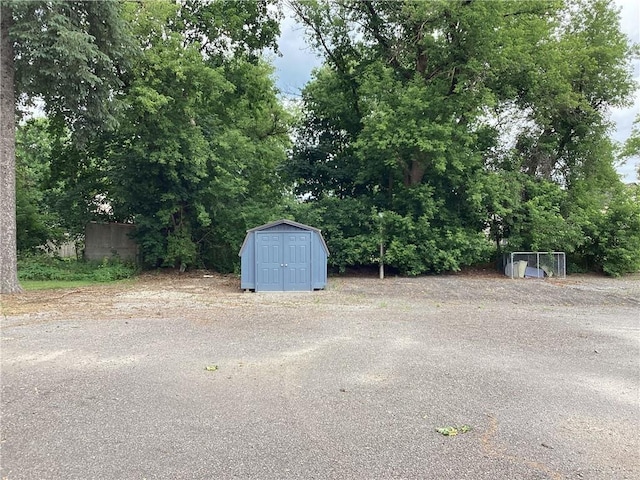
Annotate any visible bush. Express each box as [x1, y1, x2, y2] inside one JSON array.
[[597, 186, 640, 276], [568, 183, 640, 277], [18, 254, 138, 282], [290, 194, 494, 275]]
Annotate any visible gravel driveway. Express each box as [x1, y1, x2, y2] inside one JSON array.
[[1, 273, 639, 479]]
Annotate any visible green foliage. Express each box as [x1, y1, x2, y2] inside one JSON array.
[[622, 114, 640, 180], [568, 183, 640, 276], [178, 0, 281, 62], [15, 188, 51, 252], [18, 254, 137, 282], [598, 187, 640, 276], [380, 214, 493, 276], [288, 0, 637, 275], [165, 225, 197, 269], [493, 175, 582, 253], [15, 117, 116, 251], [79, 1, 292, 272], [8, 1, 288, 276], [290, 190, 492, 275], [501, 0, 637, 186], [8, 0, 637, 280], [15, 118, 65, 252], [2, 0, 134, 294], [10, 0, 132, 134], [291, 196, 377, 273]]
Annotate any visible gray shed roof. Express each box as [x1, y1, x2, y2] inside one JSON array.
[[238, 219, 330, 256]]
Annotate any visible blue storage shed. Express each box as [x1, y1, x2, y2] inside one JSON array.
[[239, 219, 329, 291]]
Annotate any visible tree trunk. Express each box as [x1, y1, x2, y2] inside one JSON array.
[[403, 159, 426, 186], [0, 4, 22, 294]]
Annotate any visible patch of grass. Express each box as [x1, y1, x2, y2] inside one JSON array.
[[20, 279, 135, 291], [18, 254, 138, 283]]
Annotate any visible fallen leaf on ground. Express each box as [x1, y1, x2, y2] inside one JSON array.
[[436, 425, 472, 436]]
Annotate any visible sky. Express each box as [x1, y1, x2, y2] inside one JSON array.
[[272, 0, 640, 183]]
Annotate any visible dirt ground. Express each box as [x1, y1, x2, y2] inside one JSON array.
[[3, 270, 639, 321], [1, 272, 639, 479]]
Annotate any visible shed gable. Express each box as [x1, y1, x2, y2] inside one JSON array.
[[261, 223, 307, 233]]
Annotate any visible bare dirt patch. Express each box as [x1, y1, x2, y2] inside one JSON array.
[[2, 271, 638, 324]]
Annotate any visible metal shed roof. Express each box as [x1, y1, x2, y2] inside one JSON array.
[[238, 219, 330, 256]]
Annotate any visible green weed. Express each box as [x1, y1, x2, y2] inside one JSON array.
[[18, 254, 138, 283]]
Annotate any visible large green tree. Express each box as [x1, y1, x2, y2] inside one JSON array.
[[287, 0, 637, 275], [500, 0, 636, 186], [101, 0, 289, 271], [1, 0, 129, 293]]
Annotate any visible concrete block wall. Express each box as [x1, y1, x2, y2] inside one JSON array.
[[84, 222, 138, 262]]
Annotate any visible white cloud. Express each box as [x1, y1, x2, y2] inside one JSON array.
[[272, 13, 322, 97]]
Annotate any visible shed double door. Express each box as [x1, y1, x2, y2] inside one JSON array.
[[256, 232, 311, 291]]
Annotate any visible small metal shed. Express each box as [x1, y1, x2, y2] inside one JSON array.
[[239, 219, 329, 291]]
